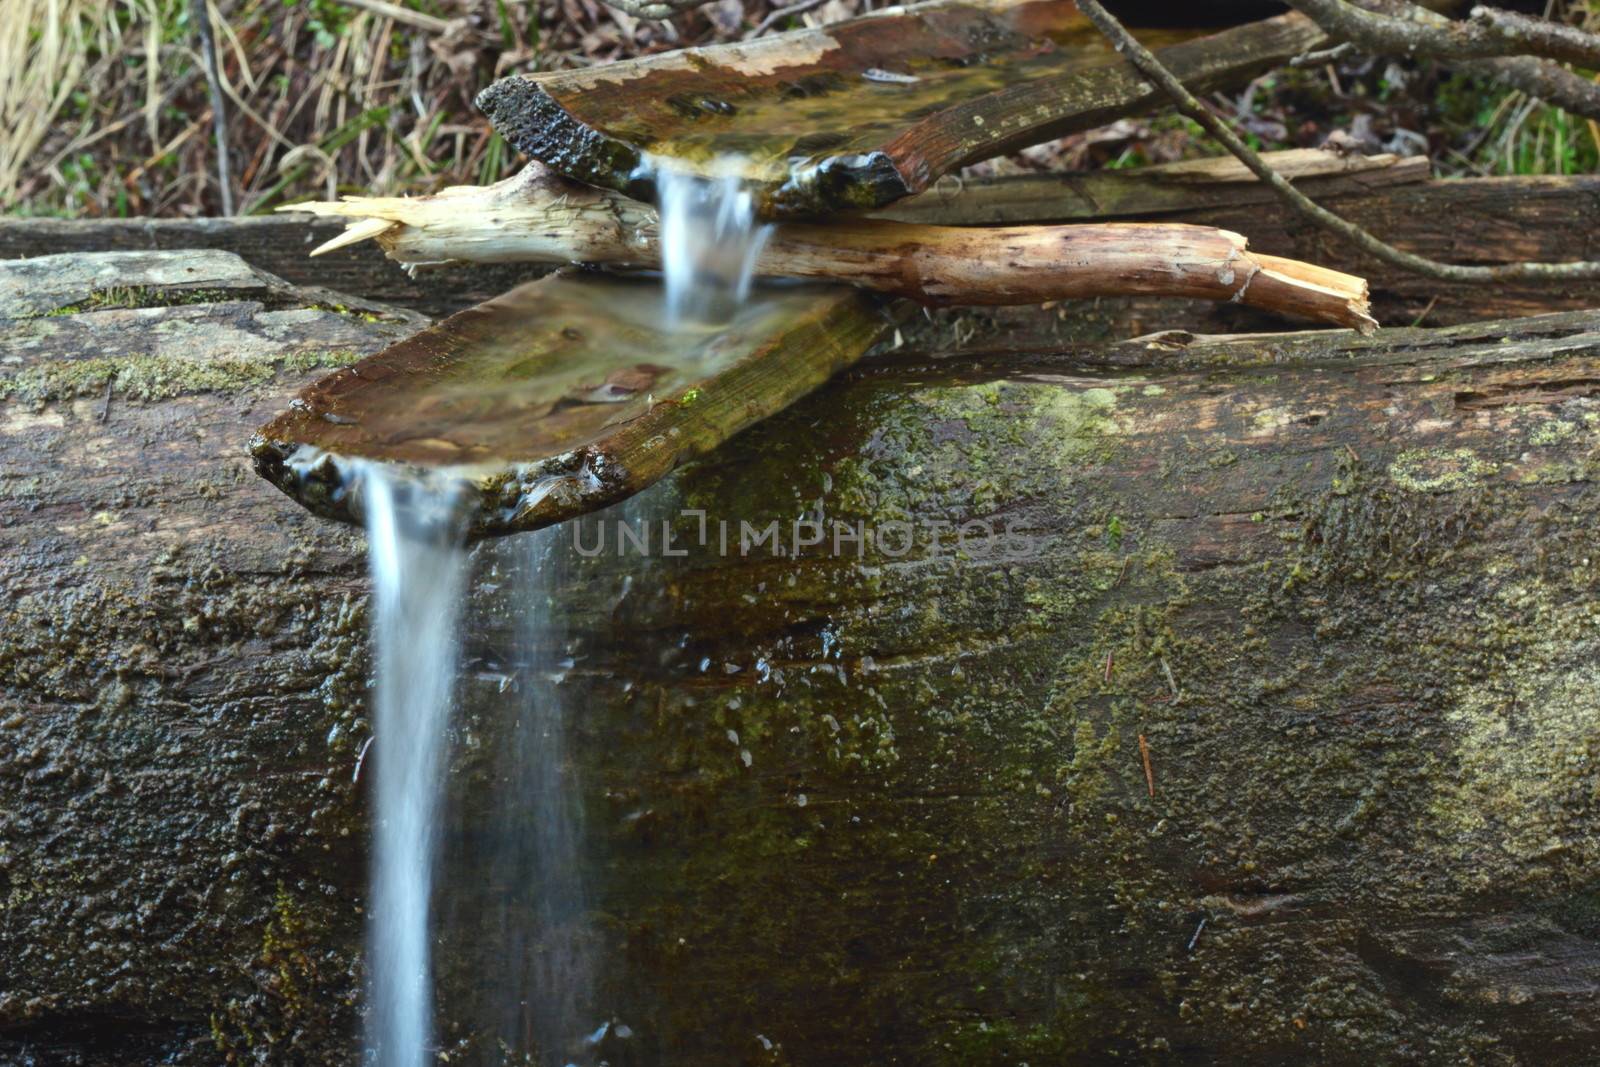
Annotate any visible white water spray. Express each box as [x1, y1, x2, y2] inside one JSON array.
[[654, 159, 773, 326], [361, 464, 472, 1067], [482, 524, 599, 1064]]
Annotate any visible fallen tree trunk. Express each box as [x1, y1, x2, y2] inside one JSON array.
[[477, 1, 1326, 216], [5, 250, 1600, 1064], [292, 164, 1374, 328]]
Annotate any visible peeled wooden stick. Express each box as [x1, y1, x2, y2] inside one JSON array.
[[284, 164, 1374, 330]]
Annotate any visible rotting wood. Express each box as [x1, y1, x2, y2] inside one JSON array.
[[476, 0, 1327, 217], [874, 149, 1431, 226], [8, 258, 1600, 1062], [0, 251, 414, 1064], [251, 271, 891, 539], [290, 163, 1374, 328]]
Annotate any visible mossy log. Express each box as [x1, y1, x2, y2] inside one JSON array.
[[478, 1, 1326, 217], [5, 252, 1600, 1064]]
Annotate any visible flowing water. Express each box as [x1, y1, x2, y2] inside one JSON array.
[[465, 524, 602, 1065], [350, 158, 766, 1065], [653, 158, 774, 326], [360, 463, 473, 1067]]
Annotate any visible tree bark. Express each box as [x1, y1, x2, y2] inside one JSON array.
[[5, 250, 1600, 1063], [0, 251, 420, 1063]]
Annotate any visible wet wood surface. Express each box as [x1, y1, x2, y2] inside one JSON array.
[[253, 272, 890, 538], [873, 148, 1432, 225], [477, 1, 1326, 216], [5, 252, 1600, 1063]]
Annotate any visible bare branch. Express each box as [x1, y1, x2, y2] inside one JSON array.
[[1283, 0, 1600, 120], [284, 164, 1377, 328], [1075, 0, 1600, 285], [1463, 56, 1600, 121], [189, 0, 233, 215], [1469, 5, 1600, 69], [1284, 0, 1600, 64]]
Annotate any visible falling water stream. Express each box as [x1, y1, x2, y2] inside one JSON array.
[[361, 465, 472, 1067], [355, 158, 769, 1065], [654, 158, 774, 326]]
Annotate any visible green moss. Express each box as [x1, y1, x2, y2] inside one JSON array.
[[37, 285, 240, 317], [208, 882, 348, 1063], [826, 379, 1125, 525], [1388, 447, 1497, 493], [1529, 418, 1578, 446], [934, 1019, 1084, 1065], [0, 348, 358, 403]]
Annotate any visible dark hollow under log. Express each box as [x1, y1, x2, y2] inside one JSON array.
[[4, 250, 1600, 1064]]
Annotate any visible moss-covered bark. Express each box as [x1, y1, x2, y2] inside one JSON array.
[[0, 252, 421, 1064], [5, 253, 1600, 1064], [439, 313, 1600, 1065]]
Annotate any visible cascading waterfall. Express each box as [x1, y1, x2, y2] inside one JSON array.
[[352, 157, 768, 1065], [479, 524, 599, 1065], [361, 464, 472, 1067]]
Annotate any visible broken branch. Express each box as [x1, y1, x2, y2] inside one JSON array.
[[285, 164, 1374, 329]]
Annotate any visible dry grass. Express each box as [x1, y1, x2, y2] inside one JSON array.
[[1, 0, 121, 208], [2, 0, 1596, 218], [4, 0, 870, 218]]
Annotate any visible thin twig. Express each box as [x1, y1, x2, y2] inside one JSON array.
[[1138, 733, 1155, 797], [749, 0, 830, 37], [1286, 1, 1600, 121], [1075, 0, 1600, 285], [190, 0, 234, 215], [353, 735, 374, 783], [1408, 294, 1440, 327], [1289, 41, 1355, 67]]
